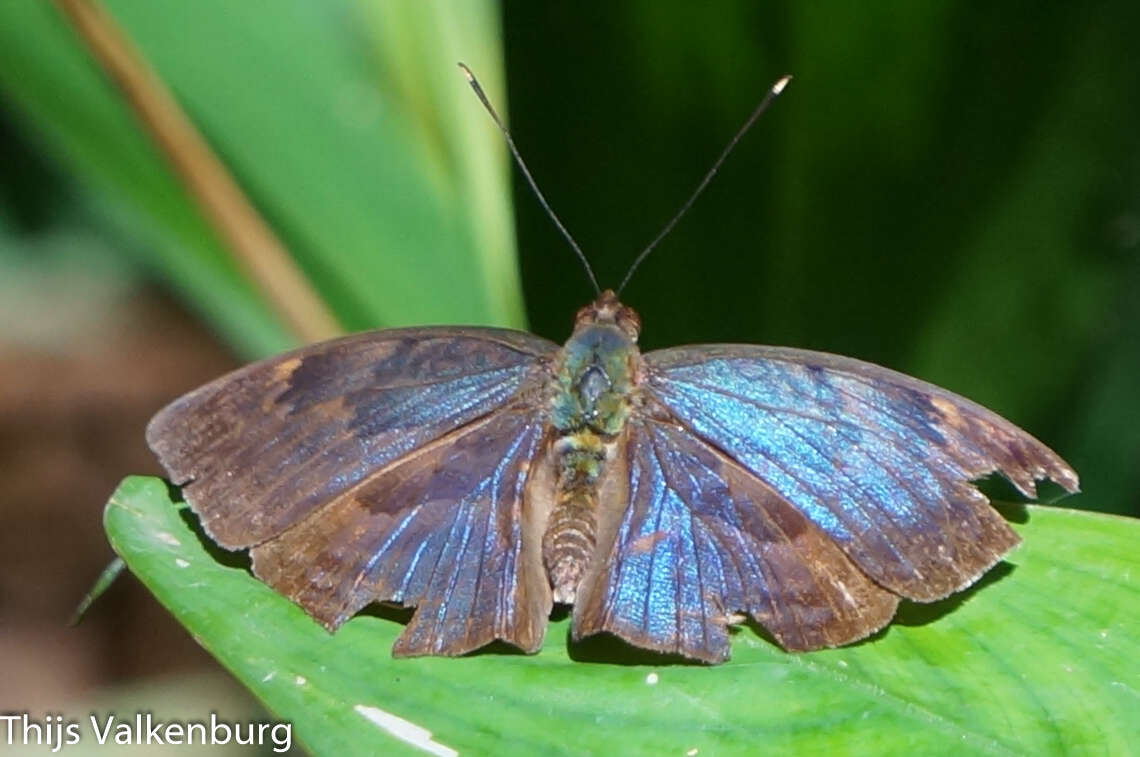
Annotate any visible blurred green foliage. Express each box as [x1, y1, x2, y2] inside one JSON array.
[[1, 2, 1136, 515], [0, 0, 522, 358]]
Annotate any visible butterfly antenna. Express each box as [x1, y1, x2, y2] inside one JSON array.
[[459, 63, 601, 295], [617, 74, 792, 295]]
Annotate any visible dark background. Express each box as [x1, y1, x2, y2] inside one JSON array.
[[1, 0, 1137, 731], [505, 2, 1139, 519]]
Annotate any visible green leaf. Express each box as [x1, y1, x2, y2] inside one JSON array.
[[0, 0, 521, 357], [106, 476, 1139, 756]]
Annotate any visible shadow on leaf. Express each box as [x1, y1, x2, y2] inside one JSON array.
[[893, 561, 1017, 627], [172, 487, 252, 572]]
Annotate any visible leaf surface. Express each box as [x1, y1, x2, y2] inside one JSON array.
[[106, 476, 1140, 756]]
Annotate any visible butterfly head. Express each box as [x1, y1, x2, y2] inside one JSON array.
[[574, 290, 641, 343]]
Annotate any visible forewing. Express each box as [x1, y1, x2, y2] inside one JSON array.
[[573, 418, 898, 663], [147, 327, 556, 547], [644, 345, 1079, 602], [251, 408, 554, 656]]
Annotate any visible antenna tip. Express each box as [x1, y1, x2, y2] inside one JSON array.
[[772, 75, 792, 95], [457, 61, 474, 81]]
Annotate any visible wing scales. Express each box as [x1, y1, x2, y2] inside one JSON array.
[[573, 418, 898, 662], [645, 346, 1078, 601], [147, 327, 556, 547], [251, 408, 553, 655]]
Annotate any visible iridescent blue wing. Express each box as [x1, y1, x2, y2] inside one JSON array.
[[147, 327, 558, 655], [572, 416, 899, 662], [250, 406, 554, 656], [642, 345, 1080, 605]]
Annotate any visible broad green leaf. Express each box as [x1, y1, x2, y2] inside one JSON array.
[[106, 476, 1139, 756], [0, 0, 521, 357]]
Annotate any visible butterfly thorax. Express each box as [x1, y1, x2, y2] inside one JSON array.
[[544, 291, 642, 603]]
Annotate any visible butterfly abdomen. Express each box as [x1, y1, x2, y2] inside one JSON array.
[[544, 433, 610, 603]]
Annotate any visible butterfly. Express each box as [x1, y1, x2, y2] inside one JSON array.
[[146, 68, 1078, 663], [147, 287, 1077, 663]]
